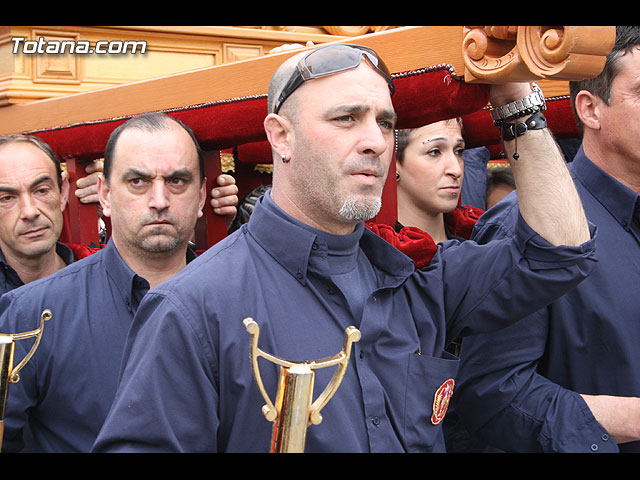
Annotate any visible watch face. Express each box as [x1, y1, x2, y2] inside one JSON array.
[[531, 83, 547, 108]]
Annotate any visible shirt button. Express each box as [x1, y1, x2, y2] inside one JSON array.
[[371, 416, 381, 427], [601, 434, 609, 441], [312, 243, 319, 250], [590, 443, 598, 452]]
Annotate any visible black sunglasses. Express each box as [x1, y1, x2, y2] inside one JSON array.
[[273, 43, 396, 114]]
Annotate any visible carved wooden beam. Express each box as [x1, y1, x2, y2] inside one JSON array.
[[0, 26, 615, 136], [462, 26, 615, 83], [0, 25, 613, 248]]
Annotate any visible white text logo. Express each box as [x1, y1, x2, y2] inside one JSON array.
[[11, 37, 147, 55]]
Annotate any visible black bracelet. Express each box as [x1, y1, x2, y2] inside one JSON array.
[[500, 111, 547, 141]]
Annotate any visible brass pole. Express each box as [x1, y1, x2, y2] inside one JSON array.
[[270, 365, 315, 453]]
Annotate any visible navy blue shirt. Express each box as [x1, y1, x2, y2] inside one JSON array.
[[454, 147, 640, 453], [460, 146, 490, 210], [94, 191, 596, 453], [0, 239, 195, 452], [0, 242, 74, 297]]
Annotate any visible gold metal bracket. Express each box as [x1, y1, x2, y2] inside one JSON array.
[[0, 309, 52, 385], [0, 309, 52, 451], [243, 317, 360, 452]]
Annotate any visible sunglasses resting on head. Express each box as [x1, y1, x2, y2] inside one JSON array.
[[273, 43, 396, 115]]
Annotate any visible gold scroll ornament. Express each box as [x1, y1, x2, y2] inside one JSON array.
[[0, 309, 52, 452], [243, 317, 361, 453]]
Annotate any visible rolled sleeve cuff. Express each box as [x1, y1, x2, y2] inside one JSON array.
[[540, 392, 619, 453], [514, 213, 597, 270]]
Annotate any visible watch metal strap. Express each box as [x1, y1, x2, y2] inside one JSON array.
[[490, 83, 547, 123]]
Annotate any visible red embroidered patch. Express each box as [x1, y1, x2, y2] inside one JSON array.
[[431, 378, 455, 425]]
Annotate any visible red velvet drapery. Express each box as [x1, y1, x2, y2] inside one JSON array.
[[27, 66, 576, 247]]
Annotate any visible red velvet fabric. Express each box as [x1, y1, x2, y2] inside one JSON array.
[[24, 68, 492, 162], [29, 74, 575, 167], [444, 203, 485, 240], [64, 242, 105, 259], [392, 69, 490, 129], [30, 97, 270, 161], [366, 222, 438, 270], [28, 65, 576, 248], [366, 203, 484, 270]]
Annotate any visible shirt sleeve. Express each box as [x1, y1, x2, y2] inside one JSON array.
[[460, 146, 490, 210], [451, 194, 616, 452], [436, 210, 597, 340], [454, 309, 618, 452], [93, 291, 220, 452]]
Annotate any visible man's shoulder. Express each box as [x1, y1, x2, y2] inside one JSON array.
[[154, 230, 253, 295]]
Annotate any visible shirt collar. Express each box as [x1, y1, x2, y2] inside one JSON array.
[[55, 242, 75, 265], [0, 241, 74, 292], [102, 239, 198, 312], [246, 190, 414, 285], [101, 239, 149, 311], [572, 147, 640, 232]]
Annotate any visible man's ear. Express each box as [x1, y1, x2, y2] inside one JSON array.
[[574, 90, 603, 132], [198, 176, 207, 219], [97, 174, 111, 218], [264, 113, 293, 160], [59, 173, 70, 211]]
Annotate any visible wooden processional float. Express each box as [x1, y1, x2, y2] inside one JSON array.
[[0, 26, 615, 452], [0, 25, 615, 249]]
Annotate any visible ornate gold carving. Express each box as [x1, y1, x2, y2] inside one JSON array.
[[221, 152, 235, 173], [487, 161, 511, 170], [236, 26, 403, 36], [253, 163, 273, 174], [323, 26, 401, 36], [323, 26, 372, 37], [370, 26, 402, 33], [462, 26, 616, 83]]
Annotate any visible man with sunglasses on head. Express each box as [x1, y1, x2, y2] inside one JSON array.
[[94, 43, 596, 453]]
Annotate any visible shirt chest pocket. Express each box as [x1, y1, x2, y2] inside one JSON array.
[[404, 351, 459, 452]]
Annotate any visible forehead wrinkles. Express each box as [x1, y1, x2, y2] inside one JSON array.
[[114, 128, 196, 172], [0, 145, 57, 183], [300, 64, 394, 113]]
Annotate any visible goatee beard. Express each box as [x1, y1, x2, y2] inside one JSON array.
[[338, 197, 382, 221]]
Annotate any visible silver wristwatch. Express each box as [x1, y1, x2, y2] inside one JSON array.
[[490, 83, 547, 123]]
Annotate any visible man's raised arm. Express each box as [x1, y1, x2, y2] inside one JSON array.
[[490, 83, 590, 246]]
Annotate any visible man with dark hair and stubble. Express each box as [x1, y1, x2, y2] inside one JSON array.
[[0, 112, 236, 452]]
